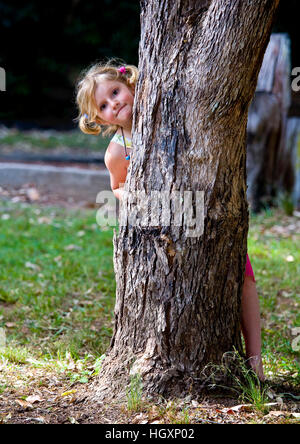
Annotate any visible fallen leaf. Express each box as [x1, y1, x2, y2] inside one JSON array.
[[61, 390, 77, 397], [3, 413, 12, 423], [64, 244, 82, 251], [37, 217, 52, 224], [32, 416, 46, 424], [26, 395, 43, 404], [222, 403, 275, 414], [223, 408, 236, 415], [25, 261, 41, 271], [135, 413, 147, 421], [16, 399, 33, 409], [291, 335, 300, 352], [68, 416, 79, 424], [266, 411, 300, 419], [221, 405, 252, 414], [267, 411, 285, 418], [5, 322, 16, 328], [280, 290, 293, 298], [291, 327, 300, 336], [78, 300, 93, 306]]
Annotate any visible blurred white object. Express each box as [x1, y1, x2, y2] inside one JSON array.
[[0, 328, 6, 348]]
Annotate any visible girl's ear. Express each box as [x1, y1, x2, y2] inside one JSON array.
[[129, 84, 135, 95]]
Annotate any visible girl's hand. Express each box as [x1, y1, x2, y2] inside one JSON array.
[[113, 186, 126, 201]]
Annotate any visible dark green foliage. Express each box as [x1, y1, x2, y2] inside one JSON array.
[[0, 0, 140, 127]]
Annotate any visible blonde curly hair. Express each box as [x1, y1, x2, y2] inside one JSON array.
[[75, 58, 138, 136]]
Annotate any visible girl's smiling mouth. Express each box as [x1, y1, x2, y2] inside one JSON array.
[[116, 105, 126, 116]]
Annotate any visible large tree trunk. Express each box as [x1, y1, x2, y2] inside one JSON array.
[[91, 0, 280, 401]]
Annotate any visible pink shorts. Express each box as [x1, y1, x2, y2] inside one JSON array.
[[245, 253, 255, 281]]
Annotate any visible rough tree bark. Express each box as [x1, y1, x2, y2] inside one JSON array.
[[91, 0, 280, 401]]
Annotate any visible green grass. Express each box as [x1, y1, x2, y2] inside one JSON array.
[[0, 127, 110, 152], [0, 200, 115, 365], [0, 345, 30, 364], [126, 373, 143, 412], [203, 349, 271, 414], [248, 209, 300, 383], [0, 200, 299, 408]]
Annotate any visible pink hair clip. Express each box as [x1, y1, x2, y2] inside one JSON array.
[[118, 66, 126, 74]]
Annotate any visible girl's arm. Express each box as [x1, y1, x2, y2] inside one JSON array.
[[104, 143, 129, 201]]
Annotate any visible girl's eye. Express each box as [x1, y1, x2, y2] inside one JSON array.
[[100, 103, 106, 111], [112, 89, 119, 96]]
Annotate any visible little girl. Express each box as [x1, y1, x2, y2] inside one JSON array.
[[76, 60, 265, 381]]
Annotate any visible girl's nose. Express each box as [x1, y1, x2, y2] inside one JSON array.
[[111, 99, 119, 109]]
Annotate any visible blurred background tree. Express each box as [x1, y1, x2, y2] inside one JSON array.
[[0, 0, 299, 129]]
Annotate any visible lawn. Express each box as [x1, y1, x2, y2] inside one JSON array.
[[0, 199, 299, 424], [0, 126, 110, 153]]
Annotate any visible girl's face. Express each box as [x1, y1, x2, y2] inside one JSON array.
[[94, 80, 134, 130]]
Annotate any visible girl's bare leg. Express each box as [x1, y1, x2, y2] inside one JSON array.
[[241, 276, 265, 381]]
